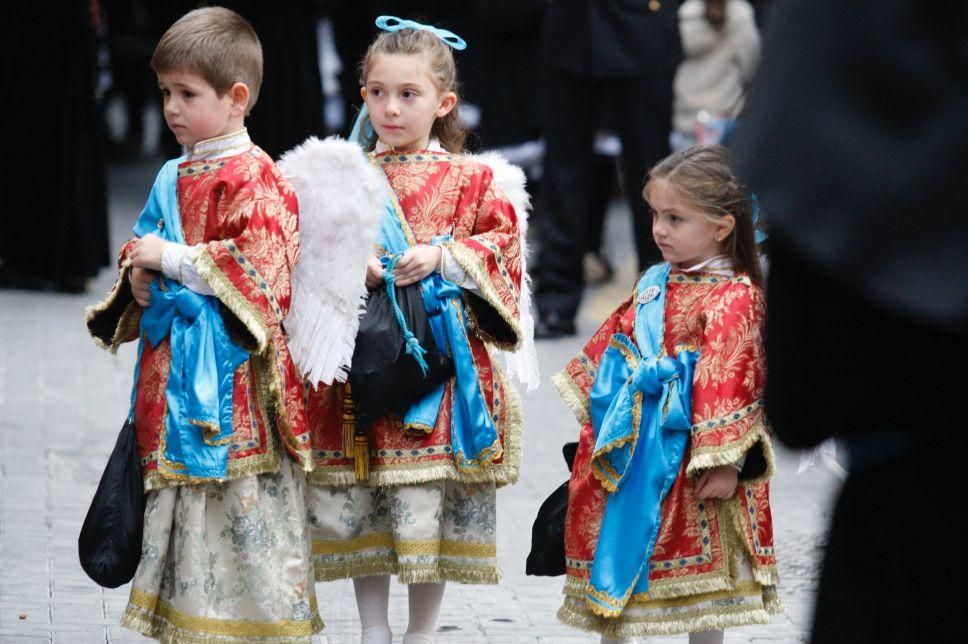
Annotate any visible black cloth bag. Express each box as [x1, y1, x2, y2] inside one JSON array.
[[349, 282, 454, 431], [526, 441, 579, 576], [78, 419, 146, 588]]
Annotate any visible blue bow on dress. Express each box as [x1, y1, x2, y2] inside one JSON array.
[[129, 158, 249, 480], [585, 263, 699, 616]]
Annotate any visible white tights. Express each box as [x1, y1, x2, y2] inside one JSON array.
[[353, 576, 447, 644], [600, 630, 724, 644]]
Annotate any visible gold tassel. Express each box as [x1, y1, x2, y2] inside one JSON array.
[[354, 434, 370, 481], [342, 386, 369, 481], [342, 385, 356, 457]]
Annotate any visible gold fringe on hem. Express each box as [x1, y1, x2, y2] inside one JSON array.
[[686, 423, 777, 483], [194, 250, 270, 354], [314, 559, 398, 581], [563, 569, 753, 604], [634, 575, 736, 602], [556, 601, 773, 638], [121, 603, 324, 644], [144, 451, 281, 490], [762, 585, 784, 614], [552, 370, 591, 426], [444, 241, 522, 352], [307, 368, 523, 488], [308, 462, 456, 489], [752, 565, 781, 588], [313, 559, 501, 585]]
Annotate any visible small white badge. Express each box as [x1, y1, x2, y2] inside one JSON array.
[[638, 285, 661, 304]]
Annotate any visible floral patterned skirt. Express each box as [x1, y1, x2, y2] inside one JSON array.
[[558, 559, 781, 638], [307, 480, 499, 584], [121, 457, 323, 643]]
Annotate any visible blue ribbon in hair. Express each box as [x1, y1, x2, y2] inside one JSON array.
[[751, 192, 767, 244], [375, 15, 467, 50], [584, 263, 699, 616], [126, 158, 249, 480]]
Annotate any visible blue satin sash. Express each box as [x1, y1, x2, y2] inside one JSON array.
[[372, 161, 501, 470], [586, 263, 699, 615], [129, 157, 249, 479]]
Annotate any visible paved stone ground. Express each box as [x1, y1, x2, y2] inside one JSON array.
[[0, 158, 842, 643]]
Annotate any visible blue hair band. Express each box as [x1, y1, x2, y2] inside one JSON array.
[[751, 192, 768, 244], [375, 15, 467, 51]]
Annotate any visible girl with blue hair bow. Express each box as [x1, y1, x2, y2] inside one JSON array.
[[280, 15, 537, 644], [552, 145, 780, 644]]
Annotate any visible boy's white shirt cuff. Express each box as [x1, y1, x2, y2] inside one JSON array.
[[730, 453, 748, 472], [439, 247, 482, 296], [161, 242, 215, 295]]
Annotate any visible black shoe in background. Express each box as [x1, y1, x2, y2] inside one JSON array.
[[583, 252, 615, 286], [534, 311, 576, 339]]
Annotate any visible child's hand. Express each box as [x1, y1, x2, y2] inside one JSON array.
[[393, 245, 442, 287], [129, 234, 167, 271], [130, 266, 158, 307], [694, 465, 739, 500], [365, 255, 384, 290]]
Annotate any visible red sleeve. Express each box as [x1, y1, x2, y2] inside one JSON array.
[[444, 164, 522, 349], [192, 154, 300, 354], [686, 282, 775, 481]]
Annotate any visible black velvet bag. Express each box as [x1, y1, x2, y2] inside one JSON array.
[[525, 441, 579, 576], [78, 419, 146, 588], [349, 282, 453, 431]]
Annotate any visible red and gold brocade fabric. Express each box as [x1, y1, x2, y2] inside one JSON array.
[[554, 271, 778, 601], [306, 150, 523, 487], [87, 147, 312, 488]]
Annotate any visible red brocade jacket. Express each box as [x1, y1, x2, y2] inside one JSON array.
[[87, 147, 313, 489], [306, 150, 524, 487], [554, 270, 778, 601]]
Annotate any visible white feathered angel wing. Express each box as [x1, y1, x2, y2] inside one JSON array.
[[279, 136, 384, 385]]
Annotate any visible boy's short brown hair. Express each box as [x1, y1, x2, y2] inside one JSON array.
[[151, 7, 263, 114]]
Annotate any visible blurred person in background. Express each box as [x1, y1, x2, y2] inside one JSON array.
[[532, 0, 681, 338], [0, 1, 110, 293], [671, 0, 760, 151]]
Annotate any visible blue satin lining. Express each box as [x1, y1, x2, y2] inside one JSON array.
[[586, 263, 699, 614], [129, 156, 249, 479], [374, 169, 500, 470]]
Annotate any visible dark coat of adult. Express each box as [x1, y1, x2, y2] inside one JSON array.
[[0, 1, 110, 292], [734, 2, 967, 642], [540, 0, 682, 79]]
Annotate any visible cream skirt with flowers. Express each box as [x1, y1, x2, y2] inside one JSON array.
[[307, 480, 499, 585], [121, 457, 323, 643]]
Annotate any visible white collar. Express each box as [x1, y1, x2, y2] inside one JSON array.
[[188, 129, 252, 161], [680, 255, 734, 275], [374, 138, 446, 154]]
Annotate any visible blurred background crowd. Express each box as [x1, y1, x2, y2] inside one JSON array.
[[0, 0, 772, 333]]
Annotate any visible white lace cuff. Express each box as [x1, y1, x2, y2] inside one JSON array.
[[439, 247, 481, 296], [161, 242, 215, 295]]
